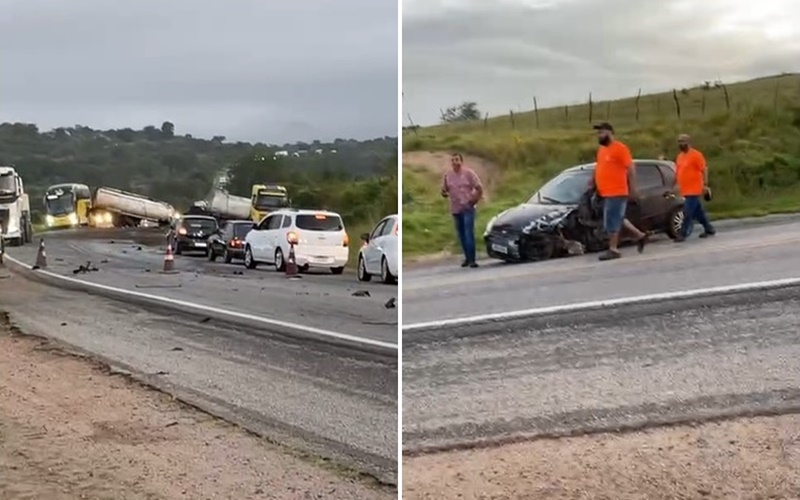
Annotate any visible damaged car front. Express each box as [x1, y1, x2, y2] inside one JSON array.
[[483, 164, 605, 263]]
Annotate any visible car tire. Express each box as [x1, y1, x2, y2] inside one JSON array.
[[175, 244, 182, 255], [224, 249, 233, 264], [381, 257, 396, 284], [330, 266, 344, 275], [208, 249, 217, 262], [275, 248, 285, 272], [244, 246, 257, 269], [357, 255, 372, 282], [666, 206, 684, 240]]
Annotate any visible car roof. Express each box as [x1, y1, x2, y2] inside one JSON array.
[[274, 208, 342, 217], [564, 159, 676, 173], [181, 215, 217, 221], [226, 219, 254, 224]]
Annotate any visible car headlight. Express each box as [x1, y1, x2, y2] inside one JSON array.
[[68, 212, 78, 225], [484, 215, 498, 236], [46, 215, 55, 226]]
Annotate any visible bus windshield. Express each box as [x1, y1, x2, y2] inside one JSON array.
[[254, 193, 289, 210], [45, 193, 76, 215]]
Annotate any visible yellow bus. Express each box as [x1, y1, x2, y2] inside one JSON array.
[[43, 183, 92, 229]]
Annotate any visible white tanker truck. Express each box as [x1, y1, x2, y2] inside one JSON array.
[[89, 187, 176, 228]]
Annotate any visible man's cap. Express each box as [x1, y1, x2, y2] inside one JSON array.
[[593, 122, 614, 132]]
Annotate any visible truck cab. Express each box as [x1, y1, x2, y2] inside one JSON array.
[[0, 166, 32, 246], [250, 184, 290, 222]]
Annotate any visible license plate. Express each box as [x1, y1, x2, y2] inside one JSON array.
[[313, 256, 334, 264], [194, 242, 207, 247], [491, 243, 508, 254]]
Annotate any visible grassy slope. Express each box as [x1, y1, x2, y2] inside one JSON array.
[[403, 74, 800, 258]]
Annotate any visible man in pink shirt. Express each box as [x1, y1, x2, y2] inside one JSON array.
[[441, 153, 483, 268]]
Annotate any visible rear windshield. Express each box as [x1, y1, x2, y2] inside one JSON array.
[[295, 214, 343, 231], [181, 218, 217, 232], [232, 223, 253, 238]]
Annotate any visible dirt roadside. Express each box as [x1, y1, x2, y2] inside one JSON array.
[[404, 415, 800, 500], [0, 322, 393, 500]]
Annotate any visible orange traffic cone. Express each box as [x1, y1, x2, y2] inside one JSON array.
[[285, 243, 299, 278], [162, 244, 175, 273], [33, 239, 47, 269]]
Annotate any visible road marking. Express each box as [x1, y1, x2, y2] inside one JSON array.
[[404, 233, 800, 292], [403, 276, 800, 331], [6, 255, 397, 351]]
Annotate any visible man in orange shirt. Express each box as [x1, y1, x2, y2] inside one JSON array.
[[592, 122, 648, 261], [673, 134, 715, 242]]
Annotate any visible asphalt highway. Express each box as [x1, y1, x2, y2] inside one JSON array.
[[404, 217, 800, 326], [9, 228, 397, 345], [1, 227, 398, 482], [403, 285, 800, 453]]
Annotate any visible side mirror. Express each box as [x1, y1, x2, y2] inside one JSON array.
[[360, 232, 370, 243]]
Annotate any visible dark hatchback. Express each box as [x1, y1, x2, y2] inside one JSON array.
[[484, 159, 686, 262], [207, 220, 254, 263], [173, 215, 219, 256]]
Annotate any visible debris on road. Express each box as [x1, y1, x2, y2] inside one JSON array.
[[134, 284, 182, 289], [352, 290, 371, 297], [384, 298, 396, 309], [199, 317, 211, 324], [73, 261, 99, 274]]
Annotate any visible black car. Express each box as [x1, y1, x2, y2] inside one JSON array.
[[484, 159, 685, 262], [173, 215, 218, 256], [207, 220, 254, 263]]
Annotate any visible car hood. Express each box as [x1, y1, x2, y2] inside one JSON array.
[[491, 202, 578, 233]]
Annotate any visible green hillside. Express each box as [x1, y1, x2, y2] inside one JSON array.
[[403, 73, 800, 258]]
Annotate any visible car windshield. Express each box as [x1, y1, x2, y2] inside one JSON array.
[[45, 194, 75, 215], [0, 174, 15, 194], [527, 168, 593, 205], [181, 218, 217, 232], [232, 223, 253, 238], [254, 194, 289, 210], [295, 214, 343, 231]]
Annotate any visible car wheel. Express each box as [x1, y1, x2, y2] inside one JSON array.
[[521, 234, 555, 261], [224, 249, 233, 264], [330, 266, 344, 275], [357, 255, 372, 282], [208, 249, 217, 262], [175, 244, 182, 255], [244, 246, 257, 269], [275, 248, 285, 272], [666, 206, 684, 240], [381, 257, 396, 284]]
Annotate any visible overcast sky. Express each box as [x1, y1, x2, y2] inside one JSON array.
[[404, 0, 800, 126], [0, 0, 398, 144]]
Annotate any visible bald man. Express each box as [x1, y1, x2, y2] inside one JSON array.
[[673, 134, 715, 241]]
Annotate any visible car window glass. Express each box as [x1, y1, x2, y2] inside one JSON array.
[[258, 215, 273, 230], [233, 223, 253, 238], [659, 164, 676, 186], [636, 164, 664, 190], [281, 215, 292, 228], [268, 215, 283, 230], [371, 220, 388, 240], [380, 218, 395, 237]]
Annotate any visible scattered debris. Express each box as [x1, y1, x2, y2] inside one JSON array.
[[199, 317, 211, 324], [55, 257, 65, 262], [352, 290, 371, 297], [100, 259, 109, 264], [165, 421, 179, 428], [109, 240, 115, 244], [60, 322, 67, 327], [137, 246, 143, 251], [232, 270, 244, 275], [31, 265, 41, 270], [155, 370, 169, 375], [73, 261, 100, 275], [170, 347, 184, 352], [385, 298, 396, 309]]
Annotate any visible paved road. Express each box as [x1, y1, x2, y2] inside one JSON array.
[[403, 286, 800, 453], [0, 271, 398, 483], [9, 228, 397, 345], [404, 219, 800, 326]]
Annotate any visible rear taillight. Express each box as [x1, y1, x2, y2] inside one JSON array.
[[343, 233, 349, 247], [229, 238, 241, 247], [287, 231, 299, 245], [394, 224, 398, 235], [178, 227, 187, 235]]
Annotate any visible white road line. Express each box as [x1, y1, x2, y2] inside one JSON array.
[[6, 255, 397, 351], [403, 277, 800, 331]]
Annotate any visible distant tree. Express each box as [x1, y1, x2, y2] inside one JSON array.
[[440, 101, 481, 123], [161, 121, 175, 138], [142, 125, 161, 141]]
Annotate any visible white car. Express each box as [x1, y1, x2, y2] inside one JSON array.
[[244, 208, 349, 274], [357, 214, 398, 284]]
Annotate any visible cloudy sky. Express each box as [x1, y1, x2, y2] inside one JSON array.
[[0, 0, 398, 144], [404, 0, 800, 125]]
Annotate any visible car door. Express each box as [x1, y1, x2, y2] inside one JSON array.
[[365, 219, 389, 273], [263, 214, 284, 263], [378, 216, 398, 272], [251, 215, 274, 260], [630, 162, 668, 230]]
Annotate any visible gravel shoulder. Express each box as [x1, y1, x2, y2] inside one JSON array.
[[0, 322, 393, 500], [404, 414, 800, 500]]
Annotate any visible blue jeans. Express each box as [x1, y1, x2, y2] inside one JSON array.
[[681, 195, 714, 237], [453, 207, 476, 264], [603, 196, 628, 234]]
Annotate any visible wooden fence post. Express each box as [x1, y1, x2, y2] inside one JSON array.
[[588, 92, 593, 123], [672, 89, 681, 119], [635, 88, 642, 122], [533, 97, 540, 128]]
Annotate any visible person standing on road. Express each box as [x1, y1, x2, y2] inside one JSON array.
[[441, 153, 483, 268], [591, 122, 649, 261], [673, 134, 715, 241]]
